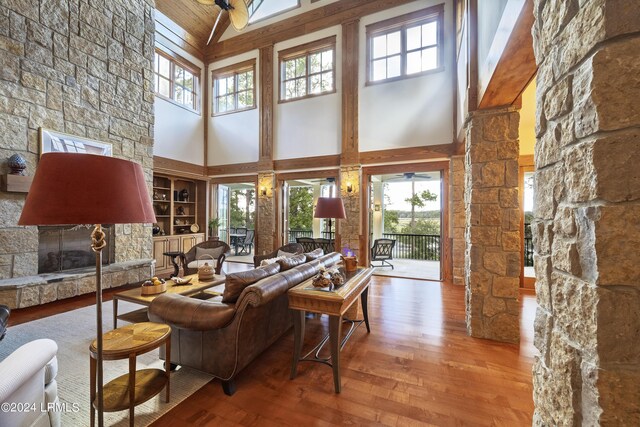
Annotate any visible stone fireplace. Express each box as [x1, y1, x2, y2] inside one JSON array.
[[38, 225, 115, 274]]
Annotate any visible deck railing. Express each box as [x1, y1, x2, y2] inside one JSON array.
[[381, 233, 440, 261], [288, 229, 335, 242], [524, 223, 534, 267]]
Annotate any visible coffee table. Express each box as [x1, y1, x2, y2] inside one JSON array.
[[288, 267, 374, 393], [113, 274, 225, 328]]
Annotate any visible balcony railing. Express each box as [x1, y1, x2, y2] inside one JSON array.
[[524, 223, 533, 267], [381, 233, 440, 261]]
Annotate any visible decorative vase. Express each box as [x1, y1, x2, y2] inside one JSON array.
[[180, 189, 189, 202], [8, 154, 27, 175]]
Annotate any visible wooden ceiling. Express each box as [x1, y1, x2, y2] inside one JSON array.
[[156, 0, 230, 53]]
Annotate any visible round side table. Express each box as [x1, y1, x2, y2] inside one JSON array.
[[89, 322, 171, 427]]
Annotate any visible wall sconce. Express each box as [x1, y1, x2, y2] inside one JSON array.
[[346, 182, 353, 193], [374, 204, 381, 212], [260, 186, 267, 197]]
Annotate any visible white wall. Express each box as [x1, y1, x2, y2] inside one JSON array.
[[208, 50, 260, 166], [274, 26, 342, 160], [359, 0, 455, 152], [153, 43, 205, 166]]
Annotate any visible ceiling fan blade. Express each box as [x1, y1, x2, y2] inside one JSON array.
[[206, 9, 224, 45]]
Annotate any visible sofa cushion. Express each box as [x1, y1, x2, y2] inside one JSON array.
[[196, 246, 225, 261], [304, 248, 324, 262], [277, 253, 306, 271], [277, 249, 297, 257], [259, 255, 287, 267], [222, 262, 281, 303]]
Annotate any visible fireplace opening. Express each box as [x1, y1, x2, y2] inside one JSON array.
[[38, 225, 115, 274]]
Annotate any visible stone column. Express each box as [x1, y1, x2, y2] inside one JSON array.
[[464, 107, 520, 343], [532, 0, 640, 424], [450, 155, 466, 286], [339, 165, 362, 258], [256, 172, 276, 256]]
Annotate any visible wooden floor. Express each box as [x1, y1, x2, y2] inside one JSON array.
[[8, 270, 536, 426], [150, 275, 536, 426]]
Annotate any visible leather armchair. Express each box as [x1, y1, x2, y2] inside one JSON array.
[[0, 339, 60, 427]]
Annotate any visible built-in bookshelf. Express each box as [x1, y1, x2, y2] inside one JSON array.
[[152, 174, 206, 237]]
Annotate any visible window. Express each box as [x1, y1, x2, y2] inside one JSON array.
[[212, 60, 256, 116], [279, 36, 336, 102], [154, 49, 200, 112], [248, 0, 299, 24], [366, 5, 444, 84]]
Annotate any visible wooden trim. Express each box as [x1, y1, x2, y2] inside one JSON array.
[[247, 1, 301, 26], [278, 36, 337, 60], [274, 155, 340, 171], [275, 169, 339, 182], [519, 154, 534, 166], [210, 59, 256, 78], [210, 175, 258, 185], [154, 156, 206, 178], [155, 11, 205, 61], [206, 0, 422, 62], [440, 161, 452, 282], [259, 45, 275, 170], [364, 4, 444, 85], [467, 0, 478, 111], [155, 47, 202, 75], [341, 20, 359, 165], [365, 3, 444, 34], [204, 63, 209, 169], [154, 48, 201, 114], [478, 0, 536, 109], [360, 144, 454, 165], [211, 60, 257, 116], [207, 162, 259, 176]]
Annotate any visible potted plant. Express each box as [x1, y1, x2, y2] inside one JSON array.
[[208, 217, 221, 240]]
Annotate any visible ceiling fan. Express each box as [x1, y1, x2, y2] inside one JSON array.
[[197, 0, 249, 45], [384, 172, 433, 182]]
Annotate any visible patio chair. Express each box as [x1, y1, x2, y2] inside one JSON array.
[[296, 237, 317, 253], [235, 227, 247, 236], [370, 238, 396, 269], [315, 238, 334, 253], [180, 240, 231, 276], [238, 230, 254, 255]]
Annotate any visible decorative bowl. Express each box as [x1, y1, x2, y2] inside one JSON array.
[[141, 278, 166, 295]]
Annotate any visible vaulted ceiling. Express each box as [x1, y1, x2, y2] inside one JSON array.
[[156, 0, 230, 51]]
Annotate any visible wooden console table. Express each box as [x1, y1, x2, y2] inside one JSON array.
[[89, 322, 171, 427], [288, 267, 374, 393]]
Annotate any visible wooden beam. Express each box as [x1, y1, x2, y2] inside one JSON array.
[[274, 155, 340, 171], [359, 144, 454, 165], [155, 11, 205, 60], [478, 0, 536, 109], [204, 63, 209, 169], [206, 0, 420, 62], [341, 19, 360, 165], [258, 45, 275, 171], [154, 156, 207, 178], [207, 162, 259, 176]]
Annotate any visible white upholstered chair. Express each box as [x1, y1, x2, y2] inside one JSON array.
[[0, 339, 60, 427]]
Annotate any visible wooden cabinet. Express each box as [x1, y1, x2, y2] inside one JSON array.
[[180, 234, 204, 254], [153, 234, 204, 276]]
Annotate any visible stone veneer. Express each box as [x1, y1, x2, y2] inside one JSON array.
[[0, 0, 155, 301], [531, 0, 640, 424], [450, 155, 465, 286], [464, 107, 521, 343], [256, 172, 276, 256], [339, 165, 362, 258]]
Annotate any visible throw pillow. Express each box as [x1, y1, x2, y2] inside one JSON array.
[[304, 248, 324, 262], [277, 250, 297, 257], [187, 259, 218, 269], [222, 263, 281, 303], [277, 253, 307, 271], [260, 255, 286, 267]]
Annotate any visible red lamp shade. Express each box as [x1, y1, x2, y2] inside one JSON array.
[[314, 197, 346, 219], [18, 153, 156, 225]]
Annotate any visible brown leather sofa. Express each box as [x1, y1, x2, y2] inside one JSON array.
[[148, 252, 341, 395]]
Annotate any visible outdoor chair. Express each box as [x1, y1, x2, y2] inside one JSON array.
[[315, 238, 334, 253], [370, 238, 396, 269], [235, 227, 247, 236], [238, 230, 255, 255], [296, 237, 317, 253]]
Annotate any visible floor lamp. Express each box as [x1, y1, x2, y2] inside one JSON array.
[[18, 153, 156, 427], [314, 197, 346, 241]]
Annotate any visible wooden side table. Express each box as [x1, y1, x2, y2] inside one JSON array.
[[90, 322, 171, 427], [288, 267, 374, 393]]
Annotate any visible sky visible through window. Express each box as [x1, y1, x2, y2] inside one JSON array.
[[385, 180, 441, 211], [249, 0, 298, 23]]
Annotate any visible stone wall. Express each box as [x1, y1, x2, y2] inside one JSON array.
[[450, 155, 465, 286], [340, 165, 361, 258], [256, 172, 276, 256], [531, 0, 640, 424], [464, 107, 520, 343], [0, 0, 155, 281]]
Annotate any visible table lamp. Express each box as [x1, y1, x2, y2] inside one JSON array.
[[18, 153, 156, 427], [314, 197, 346, 240]]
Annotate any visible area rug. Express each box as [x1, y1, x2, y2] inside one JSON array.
[[0, 301, 213, 426]]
